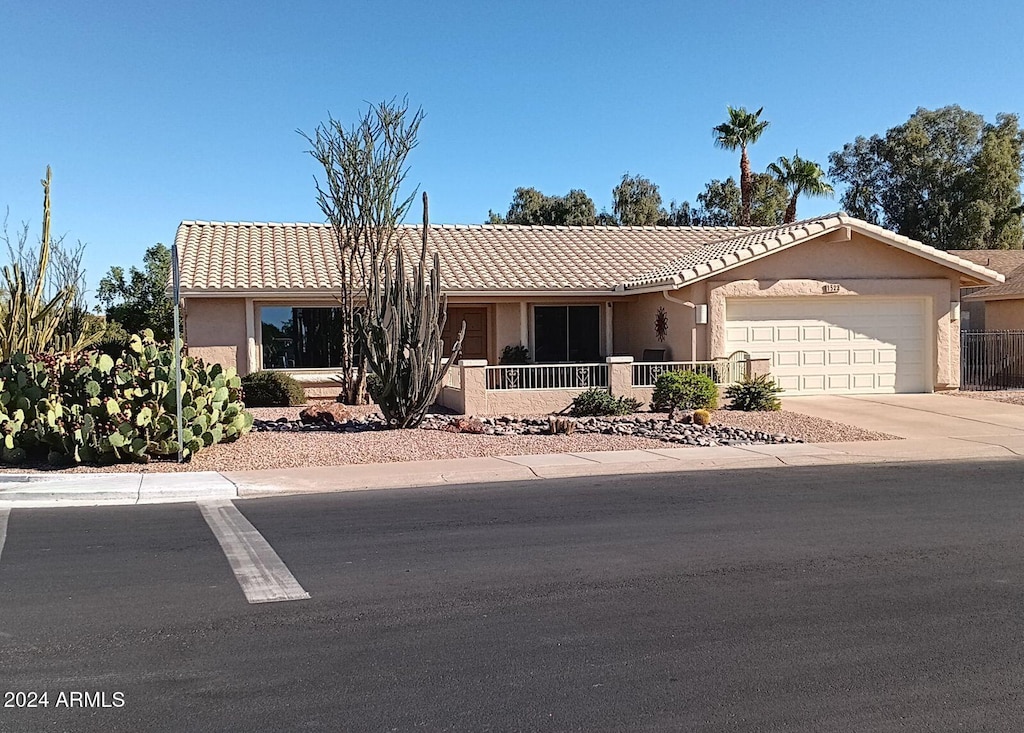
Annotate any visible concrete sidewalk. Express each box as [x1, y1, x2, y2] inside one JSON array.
[[2, 435, 1021, 507]]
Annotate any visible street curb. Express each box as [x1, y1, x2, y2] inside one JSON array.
[[1, 438, 1021, 508]]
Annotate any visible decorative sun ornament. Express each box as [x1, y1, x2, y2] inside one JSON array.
[[655, 306, 668, 342]]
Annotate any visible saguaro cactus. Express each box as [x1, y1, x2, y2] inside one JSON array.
[[359, 192, 465, 428]]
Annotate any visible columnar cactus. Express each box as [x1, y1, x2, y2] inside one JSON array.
[[358, 193, 465, 428], [0, 167, 100, 359]]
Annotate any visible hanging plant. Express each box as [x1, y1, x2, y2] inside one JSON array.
[[655, 306, 668, 342]]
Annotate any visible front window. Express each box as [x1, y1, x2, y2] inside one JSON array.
[[261, 306, 349, 369], [533, 305, 601, 363]]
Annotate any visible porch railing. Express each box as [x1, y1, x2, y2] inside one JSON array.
[[485, 363, 609, 391], [632, 360, 734, 387]]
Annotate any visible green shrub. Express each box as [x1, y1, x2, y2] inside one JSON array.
[[499, 344, 530, 365], [240, 370, 306, 407], [569, 388, 642, 417], [725, 374, 783, 411], [93, 320, 130, 358], [652, 370, 718, 411], [0, 330, 253, 465]]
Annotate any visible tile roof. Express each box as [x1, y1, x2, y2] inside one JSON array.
[[174, 214, 1003, 295], [174, 221, 753, 293]]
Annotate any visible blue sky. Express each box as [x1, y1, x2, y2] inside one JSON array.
[[2, 1, 1023, 298]]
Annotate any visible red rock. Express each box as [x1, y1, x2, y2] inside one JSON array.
[[299, 402, 352, 425], [449, 417, 486, 434]]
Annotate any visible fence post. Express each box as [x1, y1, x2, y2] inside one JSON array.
[[606, 356, 634, 399], [459, 359, 488, 415]]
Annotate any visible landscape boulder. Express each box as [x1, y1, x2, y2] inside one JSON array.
[[298, 402, 352, 425]]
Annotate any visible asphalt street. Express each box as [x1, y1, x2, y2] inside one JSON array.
[[3, 459, 1024, 731]]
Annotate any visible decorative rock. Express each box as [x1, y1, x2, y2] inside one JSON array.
[[447, 417, 487, 434], [252, 411, 803, 447], [668, 407, 694, 424], [299, 403, 352, 425]]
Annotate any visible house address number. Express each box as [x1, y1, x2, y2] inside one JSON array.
[[822, 283, 841, 294]]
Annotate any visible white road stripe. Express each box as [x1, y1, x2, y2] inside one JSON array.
[[198, 500, 310, 604], [0, 506, 9, 563]]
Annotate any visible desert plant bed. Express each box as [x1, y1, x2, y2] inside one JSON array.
[[0, 405, 897, 474]]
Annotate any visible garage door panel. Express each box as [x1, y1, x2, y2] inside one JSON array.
[[802, 326, 826, 341], [725, 298, 927, 395], [777, 375, 801, 391], [828, 374, 851, 390], [802, 375, 826, 391], [852, 374, 876, 390], [776, 351, 801, 367]]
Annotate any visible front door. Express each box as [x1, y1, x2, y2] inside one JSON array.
[[444, 307, 488, 361]]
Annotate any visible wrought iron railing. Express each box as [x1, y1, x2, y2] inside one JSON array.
[[485, 363, 609, 391], [961, 330, 1024, 390], [632, 360, 737, 387]]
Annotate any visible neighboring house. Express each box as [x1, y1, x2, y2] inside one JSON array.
[[175, 213, 1001, 399], [948, 250, 1024, 330]]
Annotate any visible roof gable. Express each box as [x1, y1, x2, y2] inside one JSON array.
[[621, 214, 1004, 292]]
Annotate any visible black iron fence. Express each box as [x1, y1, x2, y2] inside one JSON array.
[[961, 330, 1024, 390]]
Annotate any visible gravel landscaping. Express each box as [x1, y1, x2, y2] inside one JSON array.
[[943, 390, 1024, 406], [0, 404, 897, 473]]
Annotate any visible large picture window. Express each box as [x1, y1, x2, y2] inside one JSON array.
[[533, 306, 601, 363], [261, 306, 350, 369]]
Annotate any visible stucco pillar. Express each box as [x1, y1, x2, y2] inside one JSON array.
[[747, 358, 771, 379], [459, 359, 488, 415], [244, 298, 256, 375], [606, 355, 634, 399]]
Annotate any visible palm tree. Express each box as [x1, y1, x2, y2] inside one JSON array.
[[768, 153, 835, 223], [713, 106, 770, 226]]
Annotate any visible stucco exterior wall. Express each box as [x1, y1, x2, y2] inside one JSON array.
[[623, 283, 708, 361], [493, 302, 522, 362], [984, 300, 1024, 331], [184, 298, 248, 374]]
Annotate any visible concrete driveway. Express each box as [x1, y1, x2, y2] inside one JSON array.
[[784, 393, 1024, 453]]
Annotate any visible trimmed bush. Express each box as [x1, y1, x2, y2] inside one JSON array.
[[725, 374, 783, 411], [0, 330, 253, 465], [652, 370, 718, 411], [240, 370, 306, 407], [569, 388, 642, 417]]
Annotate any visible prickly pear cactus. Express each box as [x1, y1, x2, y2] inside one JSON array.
[[0, 330, 253, 465]]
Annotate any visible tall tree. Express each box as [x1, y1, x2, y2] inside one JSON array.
[[300, 98, 424, 404], [828, 106, 1024, 250], [767, 153, 835, 223], [713, 106, 770, 226], [695, 175, 787, 227], [96, 243, 174, 341], [612, 173, 664, 225], [491, 187, 597, 225]]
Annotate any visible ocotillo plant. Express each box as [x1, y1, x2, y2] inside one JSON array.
[[358, 192, 465, 428], [0, 167, 99, 359]]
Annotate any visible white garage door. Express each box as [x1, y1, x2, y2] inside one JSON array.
[[724, 298, 928, 395]]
